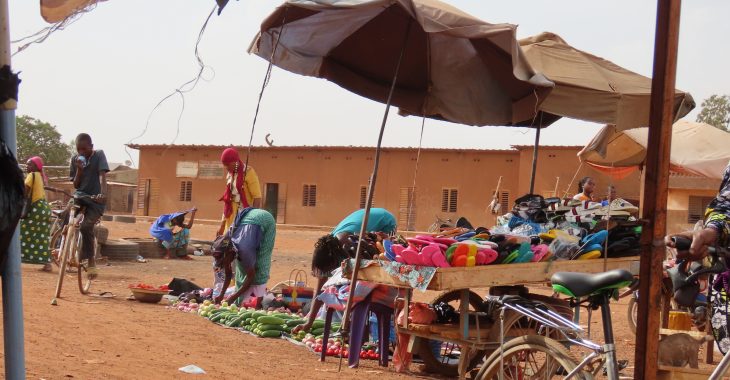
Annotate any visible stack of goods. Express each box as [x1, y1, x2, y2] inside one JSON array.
[[373, 195, 641, 268]]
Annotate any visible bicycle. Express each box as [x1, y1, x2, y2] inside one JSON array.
[[474, 236, 728, 380], [427, 215, 454, 233], [52, 194, 101, 302]]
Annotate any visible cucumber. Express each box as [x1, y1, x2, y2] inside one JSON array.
[[240, 312, 253, 320], [257, 316, 285, 325], [244, 318, 255, 325], [286, 319, 305, 327], [252, 311, 266, 319], [260, 330, 282, 338], [210, 313, 227, 323], [312, 320, 325, 329], [230, 316, 246, 327], [273, 313, 294, 320], [258, 324, 286, 332], [311, 328, 324, 336]]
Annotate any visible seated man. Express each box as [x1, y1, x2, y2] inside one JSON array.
[[150, 208, 197, 260], [213, 207, 276, 305]]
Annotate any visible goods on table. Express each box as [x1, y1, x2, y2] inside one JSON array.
[[378, 196, 640, 269]]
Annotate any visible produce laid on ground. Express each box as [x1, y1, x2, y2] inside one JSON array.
[[128, 283, 170, 303], [169, 300, 383, 359]]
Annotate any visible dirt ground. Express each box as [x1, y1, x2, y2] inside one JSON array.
[[1, 221, 724, 379]]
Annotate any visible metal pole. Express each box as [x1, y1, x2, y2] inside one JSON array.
[[634, 0, 682, 378], [339, 20, 412, 371], [0, 0, 26, 378], [528, 126, 541, 194]]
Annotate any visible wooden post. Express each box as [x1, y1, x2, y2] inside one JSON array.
[[634, 0, 682, 379]]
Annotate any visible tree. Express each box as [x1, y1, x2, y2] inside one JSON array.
[[16, 115, 72, 166], [696, 94, 730, 131]]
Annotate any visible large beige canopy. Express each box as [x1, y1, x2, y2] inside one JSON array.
[[520, 32, 695, 130], [40, 0, 101, 23], [249, 0, 554, 127], [578, 120, 730, 179]]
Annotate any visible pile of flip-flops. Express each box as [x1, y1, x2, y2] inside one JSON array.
[[380, 228, 557, 268]]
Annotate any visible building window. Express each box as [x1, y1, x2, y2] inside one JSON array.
[[688, 196, 714, 224], [359, 186, 376, 208], [441, 188, 458, 213], [179, 181, 193, 202], [302, 184, 317, 207], [500, 191, 510, 213]]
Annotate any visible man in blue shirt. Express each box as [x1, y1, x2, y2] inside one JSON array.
[[69, 133, 109, 277]]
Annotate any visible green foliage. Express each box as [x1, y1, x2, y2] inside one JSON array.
[[696, 94, 730, 131], [16, 115, 72, 166]]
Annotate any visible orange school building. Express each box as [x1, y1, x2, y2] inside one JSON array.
[[129, 144, 642, 231]]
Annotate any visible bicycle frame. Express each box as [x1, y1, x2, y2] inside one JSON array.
[[53, 200, 86, 299], [496, 295, 619, 380]]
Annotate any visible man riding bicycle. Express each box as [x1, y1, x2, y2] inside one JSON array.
[[666, 163, 730, 259], [68, 133, 109, 279]]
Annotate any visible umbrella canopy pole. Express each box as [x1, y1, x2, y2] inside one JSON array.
[[339, 20, 413, 370], [528, 126, 541, 194], [634, 0, 682, 378], [0, 0, 26, 378]]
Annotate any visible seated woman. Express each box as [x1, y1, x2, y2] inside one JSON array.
[[149, 208, 197, 260], [573, 176, 596, 201], [294, 208, 398, 334]]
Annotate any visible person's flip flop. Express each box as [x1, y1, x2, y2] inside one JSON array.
[[476, 248, 498, 265], [531, 244, 550, 262], [418, 244, 439, 267], [578, 250, 602, 260], [512, 243, 534, 263]]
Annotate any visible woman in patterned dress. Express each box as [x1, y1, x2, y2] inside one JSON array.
[[20, 156, 52, 271]]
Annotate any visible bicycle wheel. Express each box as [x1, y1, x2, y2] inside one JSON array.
[[53, 226, 74, 299], [75, 233, 92, 294], [49, 221, 64, 268], [416, 290, 488, 377], [476, 335, 586, 380]]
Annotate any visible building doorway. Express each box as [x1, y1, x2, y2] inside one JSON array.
[[264, 183, 279, 220]]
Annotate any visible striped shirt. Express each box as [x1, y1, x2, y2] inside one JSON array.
[[237, 209, 276, 285]]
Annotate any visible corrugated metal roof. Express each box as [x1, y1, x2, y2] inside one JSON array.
[[510, 145, 585, 150], [126, 143, 579, 153]]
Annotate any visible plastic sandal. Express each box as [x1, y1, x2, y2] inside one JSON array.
[[578, 250, 601, 260]]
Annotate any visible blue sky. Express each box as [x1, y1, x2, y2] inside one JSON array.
[[10, 0, 730, 165]]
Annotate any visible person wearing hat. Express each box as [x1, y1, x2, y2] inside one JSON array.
[[150, 208, 197, 260], [217, 148, 262, 237]]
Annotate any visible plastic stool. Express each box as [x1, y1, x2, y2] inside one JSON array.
[[320, 298, 393, 368]]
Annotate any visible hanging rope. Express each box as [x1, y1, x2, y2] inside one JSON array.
[[125, 4, 217, 164], [11, 2, 99, 57], [563, 162, 584, 198], [242, 8, 288, 182], [406, 116, 426, 230]]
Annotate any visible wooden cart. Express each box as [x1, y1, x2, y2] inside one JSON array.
[[357, 257, 641, 378]]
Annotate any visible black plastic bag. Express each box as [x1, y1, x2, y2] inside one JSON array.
[[168, 278, 203, 296], [0, 137, 25, 267]]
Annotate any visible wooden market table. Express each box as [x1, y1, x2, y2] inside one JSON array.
[[357, 257, 641, 378]]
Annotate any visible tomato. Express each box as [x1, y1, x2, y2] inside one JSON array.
[[342, 351, 349, 358], [360, 351, 367, 359]]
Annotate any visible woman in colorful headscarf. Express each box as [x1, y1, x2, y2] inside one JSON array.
[[217, 148, 262, 236], [20, 156, 53, 271]]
